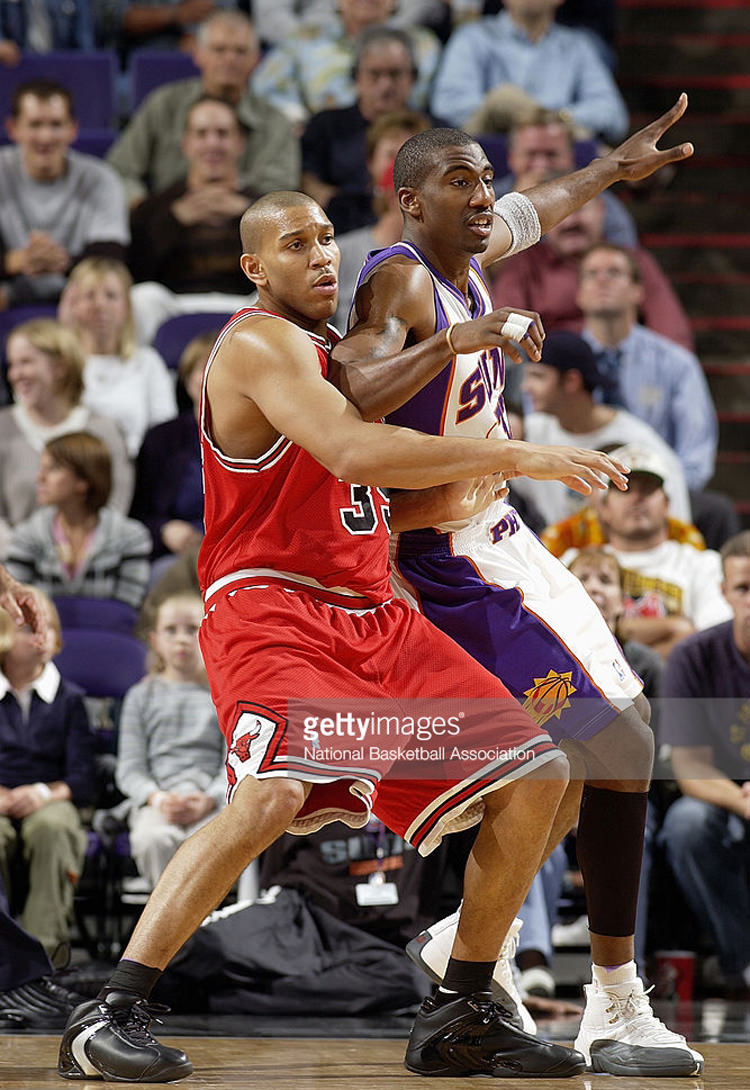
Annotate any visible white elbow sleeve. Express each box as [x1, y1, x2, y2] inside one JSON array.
[[493, 192, 542, 256]]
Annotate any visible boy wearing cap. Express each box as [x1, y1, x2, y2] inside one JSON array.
[[562, 443, 732, 658]]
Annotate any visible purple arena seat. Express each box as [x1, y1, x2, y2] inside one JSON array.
[[0, 51, 117, 129], [130, 49, 200, 111], [152, 312, 232, 370], [53, 596, 139, 636], [54, 628, 146, 699]]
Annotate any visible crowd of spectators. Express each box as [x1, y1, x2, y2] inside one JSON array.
[[0, 0, 745, 1024]]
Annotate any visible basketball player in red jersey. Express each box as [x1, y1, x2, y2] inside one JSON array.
[[59, 191, 631, 1083]]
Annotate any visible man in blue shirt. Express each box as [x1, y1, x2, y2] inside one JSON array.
[[578, 242, 718, 490], [660, 531, 750, 993], [431, 0, 627, 142]]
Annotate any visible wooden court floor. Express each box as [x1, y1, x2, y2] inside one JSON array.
[[0, 1038, 746, 1090]]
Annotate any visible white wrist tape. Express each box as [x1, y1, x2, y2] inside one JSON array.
[[493, 192, 542, 257], [34, 782, 52, 801], [500, 313, 535, 340]]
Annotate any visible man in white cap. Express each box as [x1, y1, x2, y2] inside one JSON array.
[[565, 443, 732, 659]]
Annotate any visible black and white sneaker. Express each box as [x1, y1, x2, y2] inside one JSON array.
[[58, 991, 193, 1082], [0, 976, 85, 1030], [405, 990, 586, 1078], [405, 911, 535, 1033]]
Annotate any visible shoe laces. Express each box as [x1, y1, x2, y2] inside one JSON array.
[[111, 1000, 169, 1046], [469, 994, 515, 1026], [604, 985, 687, 1045]]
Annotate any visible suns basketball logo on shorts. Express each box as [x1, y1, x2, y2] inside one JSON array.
[[522, 670, 577, 727]]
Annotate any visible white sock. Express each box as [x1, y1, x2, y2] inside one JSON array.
[[592, 961, 637, 988]]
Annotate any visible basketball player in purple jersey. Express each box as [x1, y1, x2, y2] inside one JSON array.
[[334, 96, 705, 1077]]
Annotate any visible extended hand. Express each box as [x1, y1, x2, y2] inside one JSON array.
[[509, 444, 629, 496], [606, 94, 694, 183]]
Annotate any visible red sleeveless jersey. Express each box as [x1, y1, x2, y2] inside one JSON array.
[[197, 308, 392, 604]]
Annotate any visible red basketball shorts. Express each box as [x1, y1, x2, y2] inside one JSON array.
[[201, 576, 562, 855]]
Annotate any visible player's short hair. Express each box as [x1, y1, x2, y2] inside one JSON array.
[[353, 26, 418, 80], [44, 431, 113, 514], [240, 191, 318, 253], [393, 127, 477, 191], [0, 585, 62, 658], [581, 242, 642, 284], [11, 79, 74, 119], [720, 531, 750, 571], [8, 319, 85, 405]]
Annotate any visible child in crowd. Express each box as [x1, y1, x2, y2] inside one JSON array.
[[115, 592, 225, 891]]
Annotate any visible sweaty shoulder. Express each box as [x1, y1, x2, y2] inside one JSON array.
[[354, 252, 435, 332], [206, 312, 322, 461], [213, 312, 319, 387]]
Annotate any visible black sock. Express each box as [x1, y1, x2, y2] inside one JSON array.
[[577, 785, 648, 937], [435, 957, 495, 1003], [97, 959, 163, 1002]]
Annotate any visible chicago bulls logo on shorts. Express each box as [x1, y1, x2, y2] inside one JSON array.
[[225, 703, 288, 797]]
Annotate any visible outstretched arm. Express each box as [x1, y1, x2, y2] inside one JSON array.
[[214, 314, 627, 496], [482, 94, 694, 267]]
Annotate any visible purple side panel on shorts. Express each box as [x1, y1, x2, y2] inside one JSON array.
[[394, 540, 620, 742]]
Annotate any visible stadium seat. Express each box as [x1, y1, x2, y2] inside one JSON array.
[[55, 628, 146, 699], [152, 312, 231, 371], [53, 596, 139, 636], [130, 49, 200, 112], [0, 51, 118, 129], [72, 128, 117, 158], [0, 304, 58, 340]]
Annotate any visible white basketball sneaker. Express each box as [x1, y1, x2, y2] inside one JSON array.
[[405, 910, 537, 1035], [574, 967, 704, 1077]]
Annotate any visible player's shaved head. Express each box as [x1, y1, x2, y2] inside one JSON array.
[[240, 191, 319, 253], [393, 127, 478, 190]]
